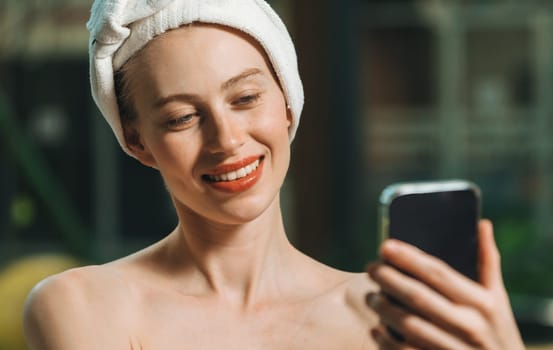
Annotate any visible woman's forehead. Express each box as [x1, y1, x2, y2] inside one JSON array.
[[127, 23, 279, 93], [124, 23, 281, 111], [139, 24, 271, 68]]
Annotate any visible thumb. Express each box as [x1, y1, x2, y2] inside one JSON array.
[[478, 219, 503, 289]]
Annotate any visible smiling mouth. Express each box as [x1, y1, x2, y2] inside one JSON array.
[[202, 157, 263, 183]]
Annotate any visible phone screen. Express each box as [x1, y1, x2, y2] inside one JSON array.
[[388, 189, 479, 281]]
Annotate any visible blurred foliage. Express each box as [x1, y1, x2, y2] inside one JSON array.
[[10, 195, 36, 230], [497, 218, 553, 297]]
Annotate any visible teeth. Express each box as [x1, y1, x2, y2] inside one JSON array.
[[237, 168, 246, 178], [207, 159, 260, 182]]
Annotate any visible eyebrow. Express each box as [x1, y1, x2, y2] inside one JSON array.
[[220, 68, 264, 91], [153, 68, 265, 108]]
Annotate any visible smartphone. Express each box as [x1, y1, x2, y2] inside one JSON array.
[[379, 180, 481, 281]]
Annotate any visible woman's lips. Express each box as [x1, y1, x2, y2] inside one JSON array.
[[202, 156, 264, 193]]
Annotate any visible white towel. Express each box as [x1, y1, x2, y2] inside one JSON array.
[[87, 0, 304, 156]]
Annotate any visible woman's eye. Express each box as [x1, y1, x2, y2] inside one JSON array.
[[166, 113, 198, 130], [233, 93, 261, 106]]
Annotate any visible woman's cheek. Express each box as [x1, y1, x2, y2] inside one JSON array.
[[253, 106, 290, 137], [151, 133, 199, 169]]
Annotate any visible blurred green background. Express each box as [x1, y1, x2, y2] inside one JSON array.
[[1, 0, 552, 349]]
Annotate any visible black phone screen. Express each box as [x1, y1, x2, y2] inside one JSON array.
[[388, 189, 479, 281]]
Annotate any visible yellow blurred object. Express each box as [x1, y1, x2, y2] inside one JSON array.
[[0, 255, 80, 350]]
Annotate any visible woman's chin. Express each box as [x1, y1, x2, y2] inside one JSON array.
[[175, 193, 280, 227]]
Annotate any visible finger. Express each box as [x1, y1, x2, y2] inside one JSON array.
[[478, 219, 503, 289], [368, 293, 473, 350], [368, 263, 453, 315], [379, 239, 488, 308], [371, 325, 419, 350], [477, 221, 525, 347], [368, 264, 491, 343]]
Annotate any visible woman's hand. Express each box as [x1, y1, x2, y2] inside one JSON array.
[[367, 219, 525, 350]]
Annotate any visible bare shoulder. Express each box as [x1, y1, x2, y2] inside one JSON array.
[[299, 254, 379, 321], [342, 272, 379, 321], [23, 265, 138, 350], [318, 267, 379, 321], [297, 264, 379, 349], [340, 272, 380, 349]]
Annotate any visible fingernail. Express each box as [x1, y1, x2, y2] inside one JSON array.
[[366, 263, 377, 276], [370, 327, 381, 340], [366, 292, 379, 308]]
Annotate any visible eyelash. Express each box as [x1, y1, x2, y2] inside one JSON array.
[[166, 113, 198, 130], [233, 93, 261, 106], [164, 92, 261, 130]]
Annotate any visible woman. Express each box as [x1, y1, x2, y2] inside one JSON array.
[[23, 1, 525, 349]]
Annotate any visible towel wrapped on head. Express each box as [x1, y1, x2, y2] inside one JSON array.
[[87, 0, 304, 156]]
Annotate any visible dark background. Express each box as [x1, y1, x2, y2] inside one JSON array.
[[1, 0, 552, 348]]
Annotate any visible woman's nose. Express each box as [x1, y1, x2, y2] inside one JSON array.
[[203, 109, 245, 155]]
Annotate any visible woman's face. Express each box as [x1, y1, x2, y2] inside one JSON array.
[[125, 24, 292, 225]]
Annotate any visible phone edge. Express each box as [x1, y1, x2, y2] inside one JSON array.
[[378, 179, 482, 244]]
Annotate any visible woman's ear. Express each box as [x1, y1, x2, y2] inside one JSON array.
[[123, 122, 157, 169], [286, 105, 293, 128]]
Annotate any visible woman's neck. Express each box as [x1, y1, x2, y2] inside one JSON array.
[[165, 194, 298, 309]]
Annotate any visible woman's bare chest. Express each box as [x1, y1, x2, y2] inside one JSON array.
[[131, 294, 373, 350]]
